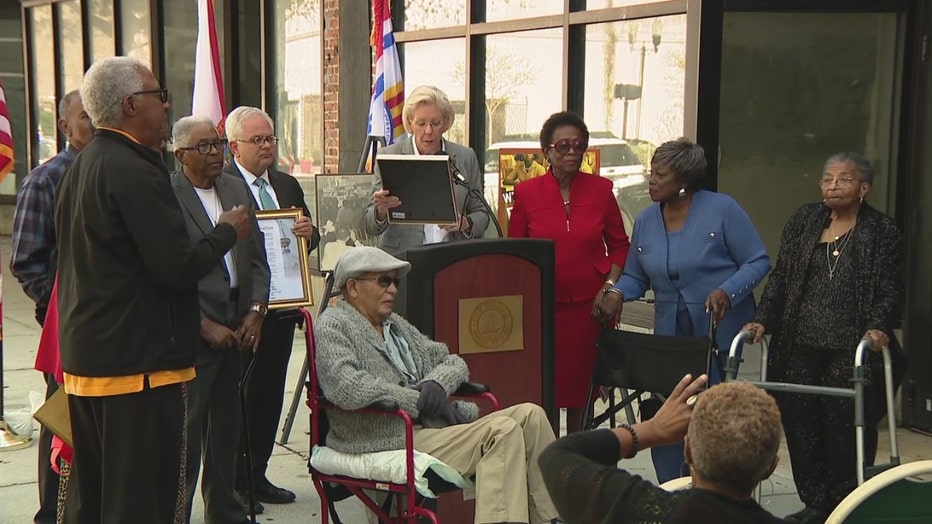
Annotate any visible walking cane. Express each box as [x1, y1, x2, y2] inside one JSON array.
[[240, 352, 258, 523]]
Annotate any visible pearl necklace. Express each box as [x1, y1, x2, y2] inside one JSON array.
[[826, 220, 854, 279]]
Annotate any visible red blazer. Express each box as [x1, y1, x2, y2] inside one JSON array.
[[509, 171, 630, 303]]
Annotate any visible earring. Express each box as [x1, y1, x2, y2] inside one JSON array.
[[860, 196, 864, 204], [678, 187, 687, 198]]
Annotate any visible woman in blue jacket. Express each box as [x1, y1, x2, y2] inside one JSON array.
[[596, 138, 771, 483]]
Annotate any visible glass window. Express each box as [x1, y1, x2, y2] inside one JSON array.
[[486, 0, 562, 23], [717, 12, 900, 263], [402, 38, 467, 144], [29, 5, 57, 166], [402, 0, 467, 30], [120, 0, 151, 63], [57, 0, 85, 94], [269, 0, 323, 216], [88, 0, 115, 62], [586, 0, 677, 9], [162, 0, 225, 163], [583, 14, 687, 231], [484, 29, 562, 228]]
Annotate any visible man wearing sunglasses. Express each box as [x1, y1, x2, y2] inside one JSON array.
[[224, 105, 320, 508], [171, 115, 271, 524], [315, 246, 563, 524], [54, 57, 252, 523]]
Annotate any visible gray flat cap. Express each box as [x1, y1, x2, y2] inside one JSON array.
[[333, 246, 411, 288]]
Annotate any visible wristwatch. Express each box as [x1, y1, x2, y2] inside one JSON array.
[[250, 303, 268, 317]]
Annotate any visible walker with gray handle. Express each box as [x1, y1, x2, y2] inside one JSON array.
[[724, 331, 900, 486]]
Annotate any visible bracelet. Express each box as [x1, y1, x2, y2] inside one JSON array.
[[603, 287, 623, 299], [605, 278, 615, 286], [618, 422, 639, 459]]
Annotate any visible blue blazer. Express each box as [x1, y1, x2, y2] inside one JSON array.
[[617, 190, 771, 350]]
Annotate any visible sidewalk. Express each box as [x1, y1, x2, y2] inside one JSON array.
[[0, 235, 929, 522]]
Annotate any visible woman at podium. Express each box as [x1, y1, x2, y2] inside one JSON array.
[[509, 111, 630, 433]]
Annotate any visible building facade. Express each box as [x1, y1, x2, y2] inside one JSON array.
[[2, 0, 931, 431]]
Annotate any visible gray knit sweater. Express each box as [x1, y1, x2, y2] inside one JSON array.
[[315, 300, 479, 453]]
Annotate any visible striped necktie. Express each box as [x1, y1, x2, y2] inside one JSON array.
[[253, 177, 278, 210]]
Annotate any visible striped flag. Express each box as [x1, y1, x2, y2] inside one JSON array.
[[367, 0, 404, 145], [0, 78, 13, 184], [192, 0, 226, 134]]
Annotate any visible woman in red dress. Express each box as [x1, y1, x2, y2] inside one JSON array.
[[509, 111, 630, 432]]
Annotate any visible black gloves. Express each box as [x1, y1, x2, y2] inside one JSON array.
[[440, 403, 470, 426], [415, 380, 447, 418]]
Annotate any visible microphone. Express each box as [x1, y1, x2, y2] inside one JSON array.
[[434, 149, 503, 237], [436, 150, 470, 188]]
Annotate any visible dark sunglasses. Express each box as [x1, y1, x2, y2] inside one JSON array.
[[356, 275, 401, 288], [132, 88, 170, 103], [550, 138, 588, 155]]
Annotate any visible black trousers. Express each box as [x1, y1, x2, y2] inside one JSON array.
[[63, 382, 189, 524], [771, 345, 883, 512], [35, 372, 60, 524], [237, 313, 297, 486]]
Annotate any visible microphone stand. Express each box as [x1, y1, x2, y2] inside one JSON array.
[[447, 157, 504, 238]]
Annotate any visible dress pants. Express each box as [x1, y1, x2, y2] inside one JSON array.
[[63, 382, 189, 524], [413, 403, 560, 524], [772, 345, 883, 512], [185, 348, 245, 524], [35, 372, 60, 524], [237, 313, 298, 486]]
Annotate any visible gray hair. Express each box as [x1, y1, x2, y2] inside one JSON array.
[[172, 115, 216, 148], [80, 56, 146, 128], [402, 85, 455, 133], [824, 152, 874, 183], [58, 90, 81, 120], [225, 106, 274, 140], [688, 382, 782, 493], [651, 137, 707, 192]]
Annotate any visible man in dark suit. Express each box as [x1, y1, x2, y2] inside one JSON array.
[[224, 106, 320, 505], [171, 115, 271, 523]]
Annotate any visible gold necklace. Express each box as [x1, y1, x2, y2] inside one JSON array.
[[826, 220, 854, 279]]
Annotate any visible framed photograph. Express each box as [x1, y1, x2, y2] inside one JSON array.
[[315, 174, 378, 272], [256, 208, 314, 309], [376, 154, 459, 225]]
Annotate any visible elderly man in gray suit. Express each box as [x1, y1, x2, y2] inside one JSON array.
[[364, 85, 490, 258], [171, 115, 271, 524]]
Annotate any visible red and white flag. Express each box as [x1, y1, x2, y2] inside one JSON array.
[[0, 78, 13, 185], [192, 0, 226, 134]]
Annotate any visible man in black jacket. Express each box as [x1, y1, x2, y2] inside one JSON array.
[[224, 106, 319, 506], [54, 56, 251, 523]]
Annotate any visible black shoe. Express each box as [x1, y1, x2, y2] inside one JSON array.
[[785, 507, 828, 524], [254, 478, 296, 504], [235, 490, 264, 515]]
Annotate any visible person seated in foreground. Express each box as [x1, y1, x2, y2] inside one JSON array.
[[539, 376, 784, 523], [314, 246, 562, 524]]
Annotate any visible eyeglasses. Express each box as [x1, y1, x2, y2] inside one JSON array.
[[355, 275, 401, 288], [413, 120, 444, 130], [819, 177, 861, 188], [235, 135, 279, 147], [550, 138, 588, 155], [132, 88, 170, 103], [177, 139, 228, 155]]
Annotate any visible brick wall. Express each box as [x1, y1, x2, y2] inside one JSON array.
[[323, 0, 340, 174]]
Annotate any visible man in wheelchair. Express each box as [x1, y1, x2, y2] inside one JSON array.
[[315, 246, 562, 524]]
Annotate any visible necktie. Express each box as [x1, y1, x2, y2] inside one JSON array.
[[253, 177, 278, 210]]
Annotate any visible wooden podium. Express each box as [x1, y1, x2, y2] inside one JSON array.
[[401, 238, 556, 524]]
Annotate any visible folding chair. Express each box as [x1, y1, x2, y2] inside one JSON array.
[[301, 307, 501, 523], [826, 460, 932, 523], [582, 322, 715, 431]]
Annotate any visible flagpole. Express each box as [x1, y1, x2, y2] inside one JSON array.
[[0, 303, 32, 451]]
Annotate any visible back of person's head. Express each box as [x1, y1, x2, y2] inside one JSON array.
[[687, 382, 781, 493], [80, 56, 146, 128]]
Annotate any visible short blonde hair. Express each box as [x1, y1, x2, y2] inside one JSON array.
[[402, 85, 455, 133], [225, 106, 274, 140], [687, 382, 782, 493]]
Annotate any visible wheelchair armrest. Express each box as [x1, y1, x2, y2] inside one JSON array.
[[453, 382, 490, 395], [364, 399, 400, 412]]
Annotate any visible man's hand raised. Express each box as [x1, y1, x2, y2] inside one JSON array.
[[218, 204, 251, 241]]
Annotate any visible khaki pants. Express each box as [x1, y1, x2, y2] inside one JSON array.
[[413, 403, 558, 524]]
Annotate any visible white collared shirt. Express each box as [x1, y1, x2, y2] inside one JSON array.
[[234, 159, 281, 210], [413, 138, 451, 244], [192, 185, 239, 288]]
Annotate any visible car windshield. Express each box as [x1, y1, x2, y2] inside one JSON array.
[[600, 144, 640, 167]]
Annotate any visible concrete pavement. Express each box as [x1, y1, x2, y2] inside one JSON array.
[[0, 235, 929, 522]]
